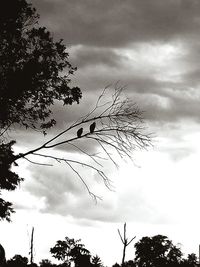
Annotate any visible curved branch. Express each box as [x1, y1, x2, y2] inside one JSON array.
[[13, 86, 152, 200]]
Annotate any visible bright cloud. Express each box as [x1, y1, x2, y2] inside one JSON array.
[[3, 0, 200, 266]]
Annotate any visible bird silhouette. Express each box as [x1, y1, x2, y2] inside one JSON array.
[[89, 122, 96, 134], [77, 127, 83, 138]]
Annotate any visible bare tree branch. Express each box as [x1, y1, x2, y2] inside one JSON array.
[[23, 157, 53, 166], [64, 160, 102, 202], [13, 86, 152, 199], [118, 222, 136, 266]]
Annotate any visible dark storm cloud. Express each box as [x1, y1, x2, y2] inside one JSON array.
[[31, 0, 200, 47], [72, 65, 200, 124], [27, 0, 200, 126], [70, 46, 123, 68], [18, 0, 200, 205], [133, 87, 200, 123], [180, 54, 200, 87]]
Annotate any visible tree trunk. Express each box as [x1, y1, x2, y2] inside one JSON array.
[[122, 242, 126, 266]]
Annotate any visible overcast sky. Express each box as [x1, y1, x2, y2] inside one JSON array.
[[1, 0, 200, 266]]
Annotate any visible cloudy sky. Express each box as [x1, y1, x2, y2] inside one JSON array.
[[2, 0, 200, 266]]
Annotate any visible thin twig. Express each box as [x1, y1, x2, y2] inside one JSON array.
[[10, 85, 152, 200]]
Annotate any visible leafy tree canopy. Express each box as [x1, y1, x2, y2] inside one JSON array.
[[50, 237, 90, 266], [0, 0, 81, 221], [39, 259, 57, 267], [6, 254, 29, 267], [0, 140, 22, 221], [91, 255, 104, 267], [0, 0, 81, 134], [134, 235, 183, 267]]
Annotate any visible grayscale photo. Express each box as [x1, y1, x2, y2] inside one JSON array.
[[0, 1, 200, 266]]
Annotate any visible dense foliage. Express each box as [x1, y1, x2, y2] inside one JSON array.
[[0, 0, 81, 133], [2, 234, 198, 267], [0, 0, 81, 221], [50, 237, 91, 267], [0, 140, 22, 221], [134, 235, 183, 267]]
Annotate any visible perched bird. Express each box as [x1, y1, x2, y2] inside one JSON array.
[[77, 127, 83, 138], [89, 121, 96, 134]]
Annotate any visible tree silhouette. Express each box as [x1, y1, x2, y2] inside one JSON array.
[[0, 244, 6, 266], [0, 0, 81, 133], [0, 0, 152, 221], [39, 259, 57, 267], [6, 255, 28, 267], [134, 235, 182, 267], [0, 0, 81, 221], [123, 260, 136, 267], [91, 255, 104, 267], [186, 253, 198, 266], [112, 264, 121, 267], [0, 140, 22, 221], [118, 223, 136, 266], [50, 237, 91, 267], [180, 253, 198, 267]]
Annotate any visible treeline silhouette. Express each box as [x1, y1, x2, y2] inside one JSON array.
[[0, 1, 197, 266], [1, 234, 198, 267]]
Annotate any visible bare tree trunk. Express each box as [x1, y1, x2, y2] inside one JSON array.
[[30, 227, 34, 265], [122, 241, 126, 266], [118, 223, 136, 266]]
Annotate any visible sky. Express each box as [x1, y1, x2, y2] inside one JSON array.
[[1, 0, 200, 266]]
